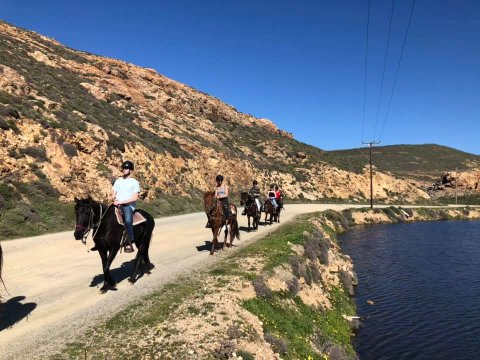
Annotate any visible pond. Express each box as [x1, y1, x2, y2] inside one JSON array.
[[340, 220, 480, 360]]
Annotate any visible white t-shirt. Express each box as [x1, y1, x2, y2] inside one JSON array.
[[113, 177, 140, 203]]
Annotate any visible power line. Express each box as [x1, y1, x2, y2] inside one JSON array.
[[373, 0, 396, 140], [361, 0, 372, 142], [379, 0, 416, 140]]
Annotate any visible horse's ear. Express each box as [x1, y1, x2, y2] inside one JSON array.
[[87, 195, 93, 204], [74, 197, 79, 203]]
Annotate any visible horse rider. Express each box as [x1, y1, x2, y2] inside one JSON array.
[[275, 184, 284, 209], [215, 174, 231, 220], [206, 174, 231, 228], [242, 180, 262, 215], [267, 184, 278, 212], [112, 160, 140, 253]]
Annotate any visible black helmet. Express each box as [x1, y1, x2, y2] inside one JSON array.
[[121, 160, 134, 170], [253, 180, 258, 185], [216, 174, 224, 182], [270, 184, 275, 188]]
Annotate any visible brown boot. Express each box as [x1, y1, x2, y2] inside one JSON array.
[[124, 237, 135, 253]]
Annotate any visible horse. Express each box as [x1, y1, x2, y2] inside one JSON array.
[[273, 198, 283, 223], [73, 197, 155, 292], [204, 192, 240, 255], [240, 192, 260, 231], [263, 199, 277, 225]]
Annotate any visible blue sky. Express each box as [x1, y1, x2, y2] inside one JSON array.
[[2, 0, 479, 154]]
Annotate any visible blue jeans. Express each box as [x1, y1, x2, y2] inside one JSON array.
[[270, 198, 278, 209], [122, 204, 135, 241]]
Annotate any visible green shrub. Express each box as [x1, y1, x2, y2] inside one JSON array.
[[20, 146, 49, 162]]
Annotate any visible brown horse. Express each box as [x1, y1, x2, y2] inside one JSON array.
[[263, 199, 276, 225], [204, 192, 240, 255]]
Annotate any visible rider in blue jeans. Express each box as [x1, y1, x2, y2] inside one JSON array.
[[112, 160, 140, 253]]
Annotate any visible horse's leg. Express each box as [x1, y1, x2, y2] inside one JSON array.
[[247, 215, 251, 232], [98, 250, 109, 292], [129, 251, 142, 283], [223, 221, 229, 248], [210, 225, 219, 255], [105, 248, 119, 287]]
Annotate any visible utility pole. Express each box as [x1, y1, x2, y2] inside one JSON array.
[[362, 141, 381, 208], [455, 167, 458, 205]]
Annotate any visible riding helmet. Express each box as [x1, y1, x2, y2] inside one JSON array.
[[216, 174, 224, 182], [121, 160, 134, 170]]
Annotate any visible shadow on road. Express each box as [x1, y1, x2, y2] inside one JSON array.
[[89, 260, 134, 287], [0, 295, 37, 331], [196, 241, 237, 252], [238, 226, 259, 232]]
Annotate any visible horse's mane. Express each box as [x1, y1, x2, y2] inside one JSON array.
[[203, 191, 215, 200]]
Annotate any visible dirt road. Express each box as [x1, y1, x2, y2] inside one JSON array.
[[0, 204, 394, 359]]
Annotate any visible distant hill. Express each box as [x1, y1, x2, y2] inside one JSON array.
[[328, 144, 480, 181]]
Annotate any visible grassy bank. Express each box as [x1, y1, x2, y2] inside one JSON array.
[[53, 212, 359, 360]]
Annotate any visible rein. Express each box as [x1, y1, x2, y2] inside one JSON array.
[[78, 204, 110, 245]]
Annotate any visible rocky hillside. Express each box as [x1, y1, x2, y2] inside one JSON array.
[[0, 21, 429, 238]]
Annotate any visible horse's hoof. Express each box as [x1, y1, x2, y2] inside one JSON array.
[[128, 277, 136, 284], [145, 263, 155, 274]]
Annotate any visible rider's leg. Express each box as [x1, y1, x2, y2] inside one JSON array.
[[220, 198, 230, 218], [255, 198, 261, 212], [122, 205, 135, 253]]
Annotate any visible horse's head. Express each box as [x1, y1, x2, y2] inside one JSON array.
[[240, 192, 248, 205], [203, 191, 216, 214], [74, 196, 95, 240]]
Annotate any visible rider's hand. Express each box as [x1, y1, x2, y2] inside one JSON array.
[[113, 201, 120, 206]]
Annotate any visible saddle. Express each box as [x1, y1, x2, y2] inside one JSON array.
[[115, 207, 147, 226]]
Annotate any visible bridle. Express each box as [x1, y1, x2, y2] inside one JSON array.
[[76, 203, 109, 244]]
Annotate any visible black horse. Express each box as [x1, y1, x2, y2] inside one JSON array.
[[240, 192, 260, 231], [73, 197, 155, 292]]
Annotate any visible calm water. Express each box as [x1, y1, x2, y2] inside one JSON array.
[[340, 220, 480, 360]]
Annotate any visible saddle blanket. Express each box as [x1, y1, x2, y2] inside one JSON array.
[[230, 204, 236, 215], [115, 208, 147, 226]]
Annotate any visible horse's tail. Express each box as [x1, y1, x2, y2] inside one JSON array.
[[231, 216, 240, 241]]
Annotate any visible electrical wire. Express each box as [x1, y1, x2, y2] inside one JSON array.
[[361, 0, 372, 142], [379, 0, 416, 140], [373, 0, 396, 140]]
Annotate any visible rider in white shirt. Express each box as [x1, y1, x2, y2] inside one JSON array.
[[112, 160, 140, 253]]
